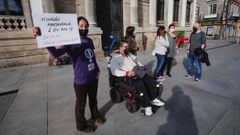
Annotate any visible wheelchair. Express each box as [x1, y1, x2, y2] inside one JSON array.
[[105, 35, 163, 113]]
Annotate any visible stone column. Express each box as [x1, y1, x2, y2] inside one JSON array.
[[130, 0, 139, 27], [40, 0, 55, 13], [167, 0, 173, 26], [76, 0, 85, 16], [22, 0, 33, 28], [76, 0, 103, 57], [149, 0, 157, 27], [191, 0, 197, 26], [180, 0, 187, 27], [85, 0, 97, 27], [235, 4, 238, 13]]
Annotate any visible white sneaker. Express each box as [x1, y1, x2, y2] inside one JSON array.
[[156, 77, 165, 82], [151, 98, 165, 106], [185, 75, 192, 78], [144, 107, 153, 116], [194, 78, 200, 82]]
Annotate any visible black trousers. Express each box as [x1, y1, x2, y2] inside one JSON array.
[[161, 57, 173, 76], [73, 79, 100, 130], [132, 75, 158, 107]]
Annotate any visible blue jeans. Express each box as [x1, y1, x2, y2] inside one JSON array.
[[154, 54, 165, 80], [187, 52, 202, 79]]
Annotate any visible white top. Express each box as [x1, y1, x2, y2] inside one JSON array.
[[110, 53, 143, 77], [153, 35, 169, 55]]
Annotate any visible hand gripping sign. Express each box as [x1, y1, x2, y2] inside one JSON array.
[[33, 13, 81, 48]]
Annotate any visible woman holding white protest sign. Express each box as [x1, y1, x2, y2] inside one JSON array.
[[33, 16, 104, 133]]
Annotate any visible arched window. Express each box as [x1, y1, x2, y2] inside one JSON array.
[[157, 0, 164, 21], [0, 0, 23, 16], [173, 0, 180, 22]]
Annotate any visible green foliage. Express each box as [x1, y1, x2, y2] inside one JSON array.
[[197, 16, 203, 23]]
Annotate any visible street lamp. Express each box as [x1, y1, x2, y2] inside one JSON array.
[[220, 0, 229, 40]]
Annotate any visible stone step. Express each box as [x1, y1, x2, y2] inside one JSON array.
[[0, 54, 49, 68], [0, 39, 36, 47], [0, 49, 48, 59], [0, 44, 39, 53]]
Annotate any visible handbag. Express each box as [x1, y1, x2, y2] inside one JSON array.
[[132, 66, 147, 79]]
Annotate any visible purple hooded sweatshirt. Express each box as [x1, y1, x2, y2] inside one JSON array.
[[47, 36, 100, 85]]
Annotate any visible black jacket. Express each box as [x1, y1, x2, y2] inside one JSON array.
[[194, 47, 211, 66]]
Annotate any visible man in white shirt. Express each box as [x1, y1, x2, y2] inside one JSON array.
[[110, 40, 165, 116]]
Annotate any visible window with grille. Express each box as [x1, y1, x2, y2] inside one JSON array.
[[208, 4, 217, 14], [212, 4, 217, 14]]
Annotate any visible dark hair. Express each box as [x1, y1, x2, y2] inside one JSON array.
[[77, 16, 89, 27], [117, 38, 128, 48], [157, 26, 165, 37], [168, 24, 175, 29], [125, 26, 135, 36]]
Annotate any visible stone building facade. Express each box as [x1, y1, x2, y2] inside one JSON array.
[[0, 0, 197, 68], [197, 0, 240, 39]]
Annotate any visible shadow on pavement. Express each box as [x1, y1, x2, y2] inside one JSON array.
[[99, 100, 114, 117], [145, 60, 155, 75], [157, 86, 198, 135], [87, 100, 114, 130]]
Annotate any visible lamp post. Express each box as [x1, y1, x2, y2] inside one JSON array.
[[224, 0, 231, 39], [220, 0, 230, 40]]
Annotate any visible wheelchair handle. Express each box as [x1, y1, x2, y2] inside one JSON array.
[[108, 35, 116, 56]]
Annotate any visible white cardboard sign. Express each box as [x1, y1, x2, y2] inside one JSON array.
[[33, 13, 80, 48]]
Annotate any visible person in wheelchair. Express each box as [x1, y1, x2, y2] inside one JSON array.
[[110, 40, 165, 116]]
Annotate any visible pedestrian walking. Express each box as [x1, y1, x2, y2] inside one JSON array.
[[160, 23, 177, 77], [33, 16, 104, 133], [153, 26, 169, 81], [235, 23, 240, 44], [185, 22, 206, 82]]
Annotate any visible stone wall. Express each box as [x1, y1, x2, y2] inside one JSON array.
[[54, 0, 76, 13], [0, 30, 49, 68]]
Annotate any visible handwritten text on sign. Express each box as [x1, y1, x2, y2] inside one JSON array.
[[33, 13, 80, 48]]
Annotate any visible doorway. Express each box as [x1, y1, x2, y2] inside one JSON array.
[[96, 0, 123, 50]]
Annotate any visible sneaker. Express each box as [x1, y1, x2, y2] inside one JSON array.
[[151, 98, 165, 106], [156, 76, 165, 82], [78, 125, 94, 133], [157, 76, 165, 79], [144, 107, 153, 116], [95, 117, 105, 126], [194, 78, 200, 82], [166, 73, 172, 77], [185, 75, 192, 78]]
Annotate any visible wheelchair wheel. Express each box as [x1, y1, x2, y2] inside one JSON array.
[[126, 97, 141, 113], [110, 87, 123, 103]]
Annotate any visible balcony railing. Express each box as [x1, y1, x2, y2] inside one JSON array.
[[0, 16, 27, 31]]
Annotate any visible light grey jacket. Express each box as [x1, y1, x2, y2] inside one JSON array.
[[166, 33, 177, 58]]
